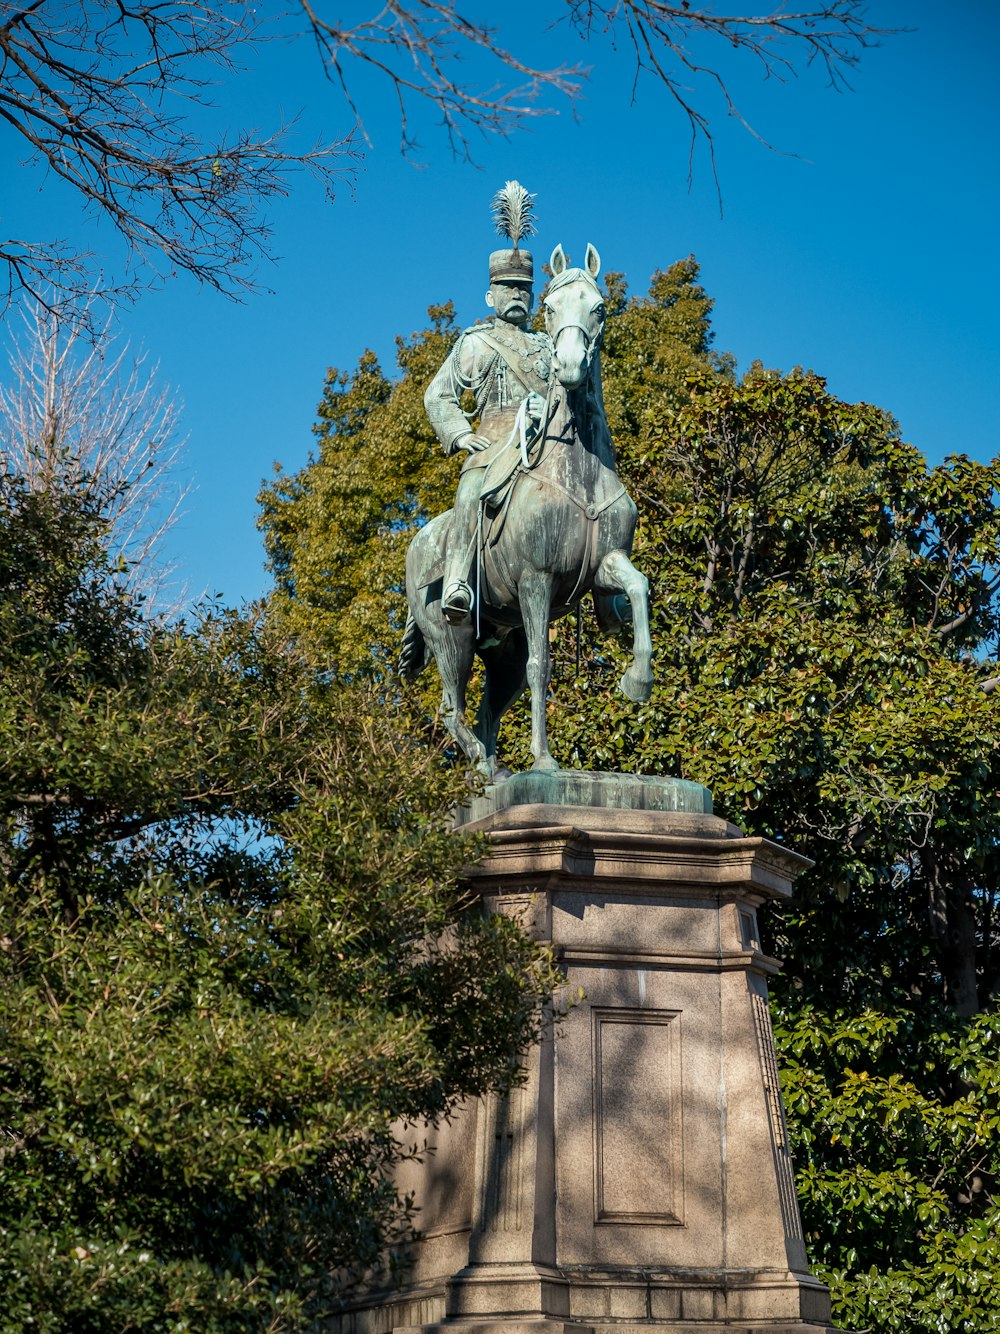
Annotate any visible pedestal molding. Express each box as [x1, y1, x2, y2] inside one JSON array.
[[329, 793, 845, 1334], [465, 824, 811, 898], [556, 945, 782, 976]]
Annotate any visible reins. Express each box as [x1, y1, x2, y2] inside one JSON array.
[[474, 308, 614, 633]]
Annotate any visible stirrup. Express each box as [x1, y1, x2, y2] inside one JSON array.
[[442, 579, 474, 625]]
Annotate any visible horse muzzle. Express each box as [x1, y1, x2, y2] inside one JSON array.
[[553, 324, 591, 389]]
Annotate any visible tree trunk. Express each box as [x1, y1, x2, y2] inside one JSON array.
[[926, 848, 980, 1016]]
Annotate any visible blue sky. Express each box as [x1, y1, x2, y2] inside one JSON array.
[[3, 1, 997, 606]]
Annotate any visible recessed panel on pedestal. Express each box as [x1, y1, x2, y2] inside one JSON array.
[[592, 1007, 683, 1225]]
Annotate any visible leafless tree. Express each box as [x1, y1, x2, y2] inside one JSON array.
[[0, 1, 357, 321], [0, 1, 893, 315], [0, 297, 186, 603], [312, 2, 892, 174], [563, 2, 892, 178]]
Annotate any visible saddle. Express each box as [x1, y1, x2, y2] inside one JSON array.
[[481, 444, 521, 525]]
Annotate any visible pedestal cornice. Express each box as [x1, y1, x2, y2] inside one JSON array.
[[462, 812, 812, 903]]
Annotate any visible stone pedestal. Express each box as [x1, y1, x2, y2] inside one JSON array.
[[332, 774, 843, 1334]]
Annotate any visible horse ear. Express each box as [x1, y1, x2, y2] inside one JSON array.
[[550, 243, 569, 276], [585, 243, 601, 280]]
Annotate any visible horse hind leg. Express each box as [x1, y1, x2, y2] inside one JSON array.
[[474, 628, 528, 778], [432, 624, 489, 771], [595, 549, 653, 703]]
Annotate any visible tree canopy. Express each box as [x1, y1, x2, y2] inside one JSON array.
[[260, 257, 1000, 1332], [0, 429, 558, 1330]]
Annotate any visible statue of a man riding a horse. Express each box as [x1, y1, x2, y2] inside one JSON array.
[[400, 181, 652, 777]]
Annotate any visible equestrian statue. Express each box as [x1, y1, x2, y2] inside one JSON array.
[[400, 181, 653, 776]]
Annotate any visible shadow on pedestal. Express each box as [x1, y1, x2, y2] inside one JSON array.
[[326, 771, 849, 1334]]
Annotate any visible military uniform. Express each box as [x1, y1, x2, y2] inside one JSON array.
[[425, 320, 552, 470], [423, 238, 549, 623]]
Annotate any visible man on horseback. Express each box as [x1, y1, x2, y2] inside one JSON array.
[[424, 181, 551, 625], [405, 234, 653, 775]]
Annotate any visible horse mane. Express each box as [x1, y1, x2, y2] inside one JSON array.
[[546, 265, 602, 298]]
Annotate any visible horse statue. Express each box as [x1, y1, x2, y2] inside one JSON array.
[[400, 242, 653, 776]]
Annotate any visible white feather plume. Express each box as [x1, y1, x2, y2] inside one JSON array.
[[491, 180, 537, 249]]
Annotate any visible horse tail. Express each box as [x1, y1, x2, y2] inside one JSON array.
[[398, 607, 429, 680]]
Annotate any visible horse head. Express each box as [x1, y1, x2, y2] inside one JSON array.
[[544, 243, 606, 390]]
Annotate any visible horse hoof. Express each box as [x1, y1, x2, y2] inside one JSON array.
[[620, 668, 653, 703], [531, 754, 560, 773]]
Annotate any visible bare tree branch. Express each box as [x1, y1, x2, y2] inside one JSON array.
[[0, 295, 186, 607], [296, 0, 585, 160], [0, 1, 895, 311], [0, 0, 355, 316], [560, 1, 896, 195]]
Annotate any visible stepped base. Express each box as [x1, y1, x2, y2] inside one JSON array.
[[457, 768, 713, 827], [398, 1325, 840, 1334]]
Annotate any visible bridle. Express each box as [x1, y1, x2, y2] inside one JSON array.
[[546, 269, 606, 385], [513, 302, 605, 475]]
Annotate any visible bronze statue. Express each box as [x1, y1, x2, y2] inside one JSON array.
[[424, 182, 551, 625], [401, 189, 652, 776]]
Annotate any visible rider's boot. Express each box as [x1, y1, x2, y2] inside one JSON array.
[[442, 470, 483, 625], [442, 578, 474, 625]]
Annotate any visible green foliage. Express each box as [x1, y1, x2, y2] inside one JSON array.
[[0, 470, 559, 1331], [599, 256, 733, 455], [259, 303, 461, 676], [777, 1005, 1000, 1332], [262, 261, 1000, 1330], [555, 364, 1000, 1330]]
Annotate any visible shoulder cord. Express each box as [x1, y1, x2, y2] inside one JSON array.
[[448, 332, 476, 424]]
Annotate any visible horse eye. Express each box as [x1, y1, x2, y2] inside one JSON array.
[[593, 304, 606, 318]]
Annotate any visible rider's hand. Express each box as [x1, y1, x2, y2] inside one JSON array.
[[459, 433, 491, 454], [524, 392, 546, 423]]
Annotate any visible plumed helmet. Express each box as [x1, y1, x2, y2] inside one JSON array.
[[488, 247, 534, 284], [489, 180, 537, 285]]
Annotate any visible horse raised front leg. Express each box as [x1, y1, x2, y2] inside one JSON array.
[[519, 570, 558, 771], [596, 549, 653, 703]]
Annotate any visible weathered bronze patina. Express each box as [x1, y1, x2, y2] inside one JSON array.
[[401, 191, 652, 776]]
